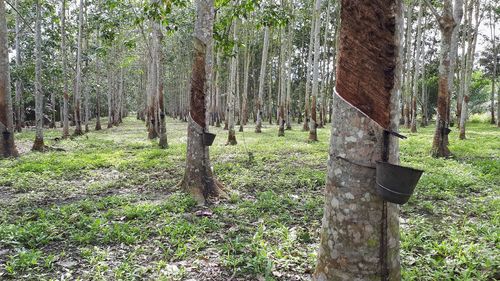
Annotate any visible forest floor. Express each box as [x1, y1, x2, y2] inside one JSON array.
[[0, 117, 498, 280]]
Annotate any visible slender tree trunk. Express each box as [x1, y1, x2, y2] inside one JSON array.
[[32, 0, 45, 151], [61, 0, 70, 138], [314, 0, 403, 279], [14, 0, 22, 133], [457, 0, 468, 128], [411, 0, 424, 133], [107, 68, 114, 128], [309, 0, 322, 141], [181, 0, 224, 205], [278, 28, 286, 137], [73, 0, 84, 136], [240, 44, 250, 131], [459, 0, 480, 140], [303, 5, 315, 132], [490, 5, 497, 125], [0, 0, 18, 158], [256, 26, 270, 133], [403, 2, 414, 128], [286, 21, 293, 131], [227, 20, 238, 145], [155, 20, 168, 148], [95, 84, 102, 130]]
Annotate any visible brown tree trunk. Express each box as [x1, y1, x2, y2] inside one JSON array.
[[314, 0, 403, 279], [181, 0, 224, 205], [0, 0, 18, 158], [430, 0, 462, 157]]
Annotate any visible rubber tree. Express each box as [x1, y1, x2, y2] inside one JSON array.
[[303, 1, 315, 132], [411, 0, 424, 133], [227, 20, 238, 145], [0, 0, 18, 158], [427, 0, 463, 157], [181, 0, 224, 205], [489, 4, 497, 125], [14, 0, 23, 133], [32, 0, 45, 151], [459, 0, 480, 139], [255, 26, 270, 133], [309, 0, 322, 141], [74, 0, 85, 136], [314, 0, 403, 279], [61, 0, 70, 138]]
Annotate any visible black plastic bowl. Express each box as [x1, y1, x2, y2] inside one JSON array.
[[375, 161, 423, 205], [203, 132, 216, 146]]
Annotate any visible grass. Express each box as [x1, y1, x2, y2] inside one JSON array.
[[0, 117, 498, 280]]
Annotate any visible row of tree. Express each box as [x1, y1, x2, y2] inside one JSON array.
[[0, 0, 498, 159]]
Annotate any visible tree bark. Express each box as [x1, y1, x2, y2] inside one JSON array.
[[32, 0, 45, 151], [256, 26, 270, 133], [241, 43, 250, 130], [430, 0, 462, 158], [489, 5, 497, 125], [314, 1, 403, 279], [227, 20, 238, 145], [0, 0, 18, 158], [403, 2, 414, 129], [73, 0, 84, 136], [14, 0, 22, 133], [309, 0, 322, 141], [278, 28, 286, 137], [61, 0, 70, 138], [459, 0, 480, 140], [411, 0, 424, 133], [181, 0, 224, 205]]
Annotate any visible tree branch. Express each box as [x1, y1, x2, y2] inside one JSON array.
[[4, 0, 35, 34], [423, 0, 441, 22]]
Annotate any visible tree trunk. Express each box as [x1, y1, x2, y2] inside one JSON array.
[[73, 0, 84, 136], [0, 0, 18, 158], [278, 28, 286, 137], [431, 0, 462, 158], [309, 0, 322, 141], [303, 4, 316, 132], [61, 0, 70, 138], [256, 26, 270, 133], [107, 68, 114, 128], [459, 0, 480, 140], [403, 2, 413, 129], [181, 0, 224, 205], [241, 44, 250, 130], [32, 0, 45, 151], [490, 5, 497, 125], [314, 0, 403, 279], [411, 0, 424, 133], [14, 0, 22, 133], [227, 21, 238, 145], [319, 0, 331, 129], [286, 21, 293, 131]]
